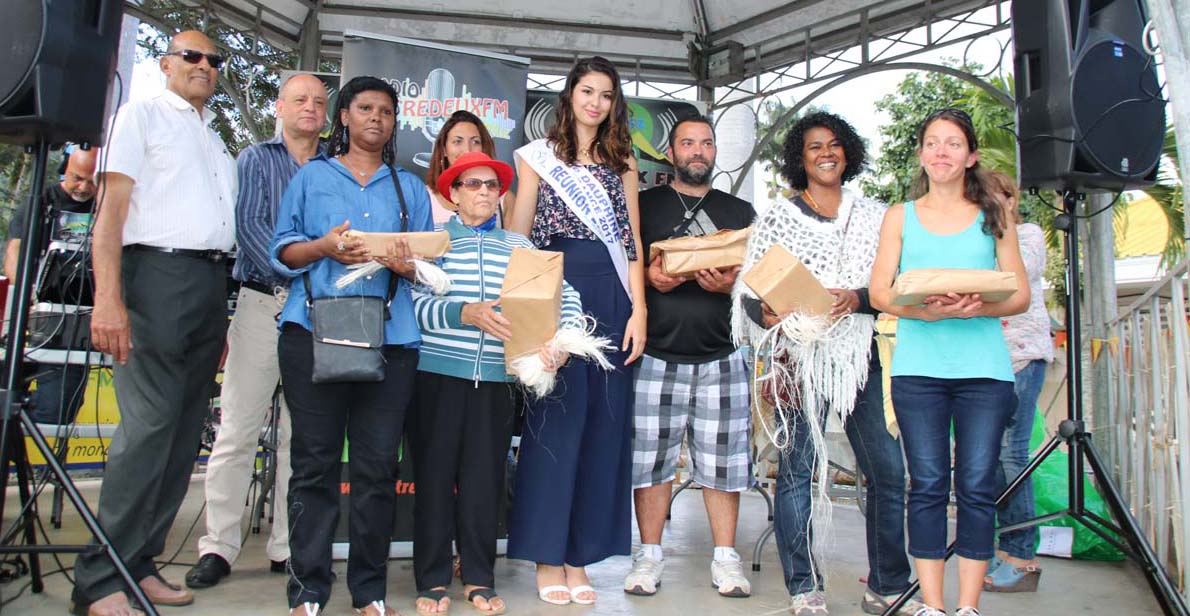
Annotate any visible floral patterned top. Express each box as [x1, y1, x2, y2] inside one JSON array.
[[1002, 223, 1054, 371], [530, 163, 638, 260]]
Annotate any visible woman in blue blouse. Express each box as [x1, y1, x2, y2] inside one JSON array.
[[506, 56, 646, 607], [869, 108, 1029, 616], [271, 76, 433, 616]]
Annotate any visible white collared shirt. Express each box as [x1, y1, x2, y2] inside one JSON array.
[[104, 89, 237, 250]]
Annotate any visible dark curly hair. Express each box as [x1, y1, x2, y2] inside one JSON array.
[[780, 111, 867, 191], [910, 107, 1008, 238], [547, 56, 633, 175], [326, 75, 400, 165]]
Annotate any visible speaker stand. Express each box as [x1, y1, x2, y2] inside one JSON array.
[[881, 191, 1189, 616], [0, 138, 158, 616]]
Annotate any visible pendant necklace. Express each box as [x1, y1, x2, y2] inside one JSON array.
[[673, 185, 708, 220], [339, 155, 374, 178]]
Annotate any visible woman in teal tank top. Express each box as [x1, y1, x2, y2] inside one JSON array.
[[869, 108, 1030, 616]]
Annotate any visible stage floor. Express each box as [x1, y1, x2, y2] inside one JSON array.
[[4, 475, 1159, 615]]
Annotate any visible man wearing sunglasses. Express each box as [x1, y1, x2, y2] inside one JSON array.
[[186, 73, 329, 592], [75, 30, 236, 616]]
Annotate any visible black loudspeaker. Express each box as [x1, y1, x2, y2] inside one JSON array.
[[1012, 0, 1165, 191], [0, 0, 124, 146]]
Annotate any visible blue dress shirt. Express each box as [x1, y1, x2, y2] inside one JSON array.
[[234, 135, 326, 287], [270, 154, 433, 347]]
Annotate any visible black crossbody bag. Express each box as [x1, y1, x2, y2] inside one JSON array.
[[303, 166, 410, 384]]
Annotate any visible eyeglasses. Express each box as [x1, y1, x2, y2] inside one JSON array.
[[453, 179, 502, 191], [165, 49, 225, 70]]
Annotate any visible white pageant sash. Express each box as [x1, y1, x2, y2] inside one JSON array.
[[516, 139, 632, 299]]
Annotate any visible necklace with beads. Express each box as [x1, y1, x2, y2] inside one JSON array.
[[802, 189, 838, 219]]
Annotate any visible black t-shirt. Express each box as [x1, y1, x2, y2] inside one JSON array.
[[639, 185, 755, 363], [8, 183, 94, 244], [8, 183, 95, 305]]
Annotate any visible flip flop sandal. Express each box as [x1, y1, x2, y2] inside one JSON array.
[[466, 588, 506, 615], [354, 599, 399, 616], [537, 585, 571, 606], [415, 589, 450, 615], [568, 585, 597, 606]]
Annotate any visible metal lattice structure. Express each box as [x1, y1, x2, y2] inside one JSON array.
[[126, 0, 1005, 89]]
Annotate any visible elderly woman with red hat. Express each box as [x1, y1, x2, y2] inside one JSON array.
[[409, 152, 584, 616]]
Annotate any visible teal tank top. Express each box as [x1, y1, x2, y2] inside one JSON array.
[[890, 201, 1013, 382]]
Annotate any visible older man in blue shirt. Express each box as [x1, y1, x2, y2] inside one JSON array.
[[186, 73, 329, 590]]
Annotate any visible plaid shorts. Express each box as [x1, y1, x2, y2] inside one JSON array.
[[631, 349, 752, 492]]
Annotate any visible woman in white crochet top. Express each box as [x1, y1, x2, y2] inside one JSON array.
[[732, 111, 922, 616]]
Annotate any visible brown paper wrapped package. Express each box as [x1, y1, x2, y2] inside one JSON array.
[[500, 248, 563, 372], [890, 268, 1018, 306], [741, 244, 834, 317], [342, 230, 451, 259], [646, 228, 751, 276]]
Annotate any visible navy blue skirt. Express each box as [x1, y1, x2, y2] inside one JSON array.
[[506, 238, 635, 566]]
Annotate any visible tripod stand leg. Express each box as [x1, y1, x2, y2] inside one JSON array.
[[19, 412, 160, 616], [2, 430, 44, 593], [1082, 438, 1189, 616]]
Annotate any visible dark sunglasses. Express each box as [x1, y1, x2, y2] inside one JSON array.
[[165, 49, 225, 70], [453, 178, 502, 191]]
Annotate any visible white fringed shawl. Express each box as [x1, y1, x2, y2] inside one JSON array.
[[731, 189, 884, 437]]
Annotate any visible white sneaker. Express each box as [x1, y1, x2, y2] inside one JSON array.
[[789, 590, 829, 615], [710, 557, 752, 598], [623, 552, 664, 596]]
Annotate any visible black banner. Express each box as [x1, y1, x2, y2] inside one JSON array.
[[341, 31, 530, 177]]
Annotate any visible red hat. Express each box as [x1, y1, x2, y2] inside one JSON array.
[[436, 151, 514, 203]]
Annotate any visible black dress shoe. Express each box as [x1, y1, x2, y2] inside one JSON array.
[[270, 559, 287, 573], [185, 553, 231, 589]]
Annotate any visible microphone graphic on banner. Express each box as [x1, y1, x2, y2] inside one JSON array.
[[413, 68, 456, 168]]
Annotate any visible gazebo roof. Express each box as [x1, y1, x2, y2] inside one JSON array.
[[130, 0, 1002, 85]]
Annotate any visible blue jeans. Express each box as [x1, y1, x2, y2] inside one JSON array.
[[775, 368, 911, 595], [774, 402, 825, 595], [994, 359, 1047, 560], [891, 376, 1015, 560], [843, 368, 912, 595], [28, 363, 89, 425]]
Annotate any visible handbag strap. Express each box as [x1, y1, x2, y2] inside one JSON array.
[[389, 165, 409, 233], [303, 271, 398, 307]]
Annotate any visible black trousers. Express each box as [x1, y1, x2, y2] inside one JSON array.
[[72, 251, 226, 602], [278, 325, 417, 609], [411, 372, 516, 591]]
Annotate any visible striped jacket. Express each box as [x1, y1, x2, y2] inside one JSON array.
[[412, 217, 585, 383]]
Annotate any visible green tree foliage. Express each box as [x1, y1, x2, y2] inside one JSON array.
[[0, 147, 67, 241], [134, 0, 294, 154], [755, 99, 792, 199], [859, 69, 972, 205], [0, 1, 343, 238]]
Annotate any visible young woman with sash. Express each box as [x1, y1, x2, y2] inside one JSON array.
[[869, 108, 1030, 616], [506, 56, 647, 607]]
